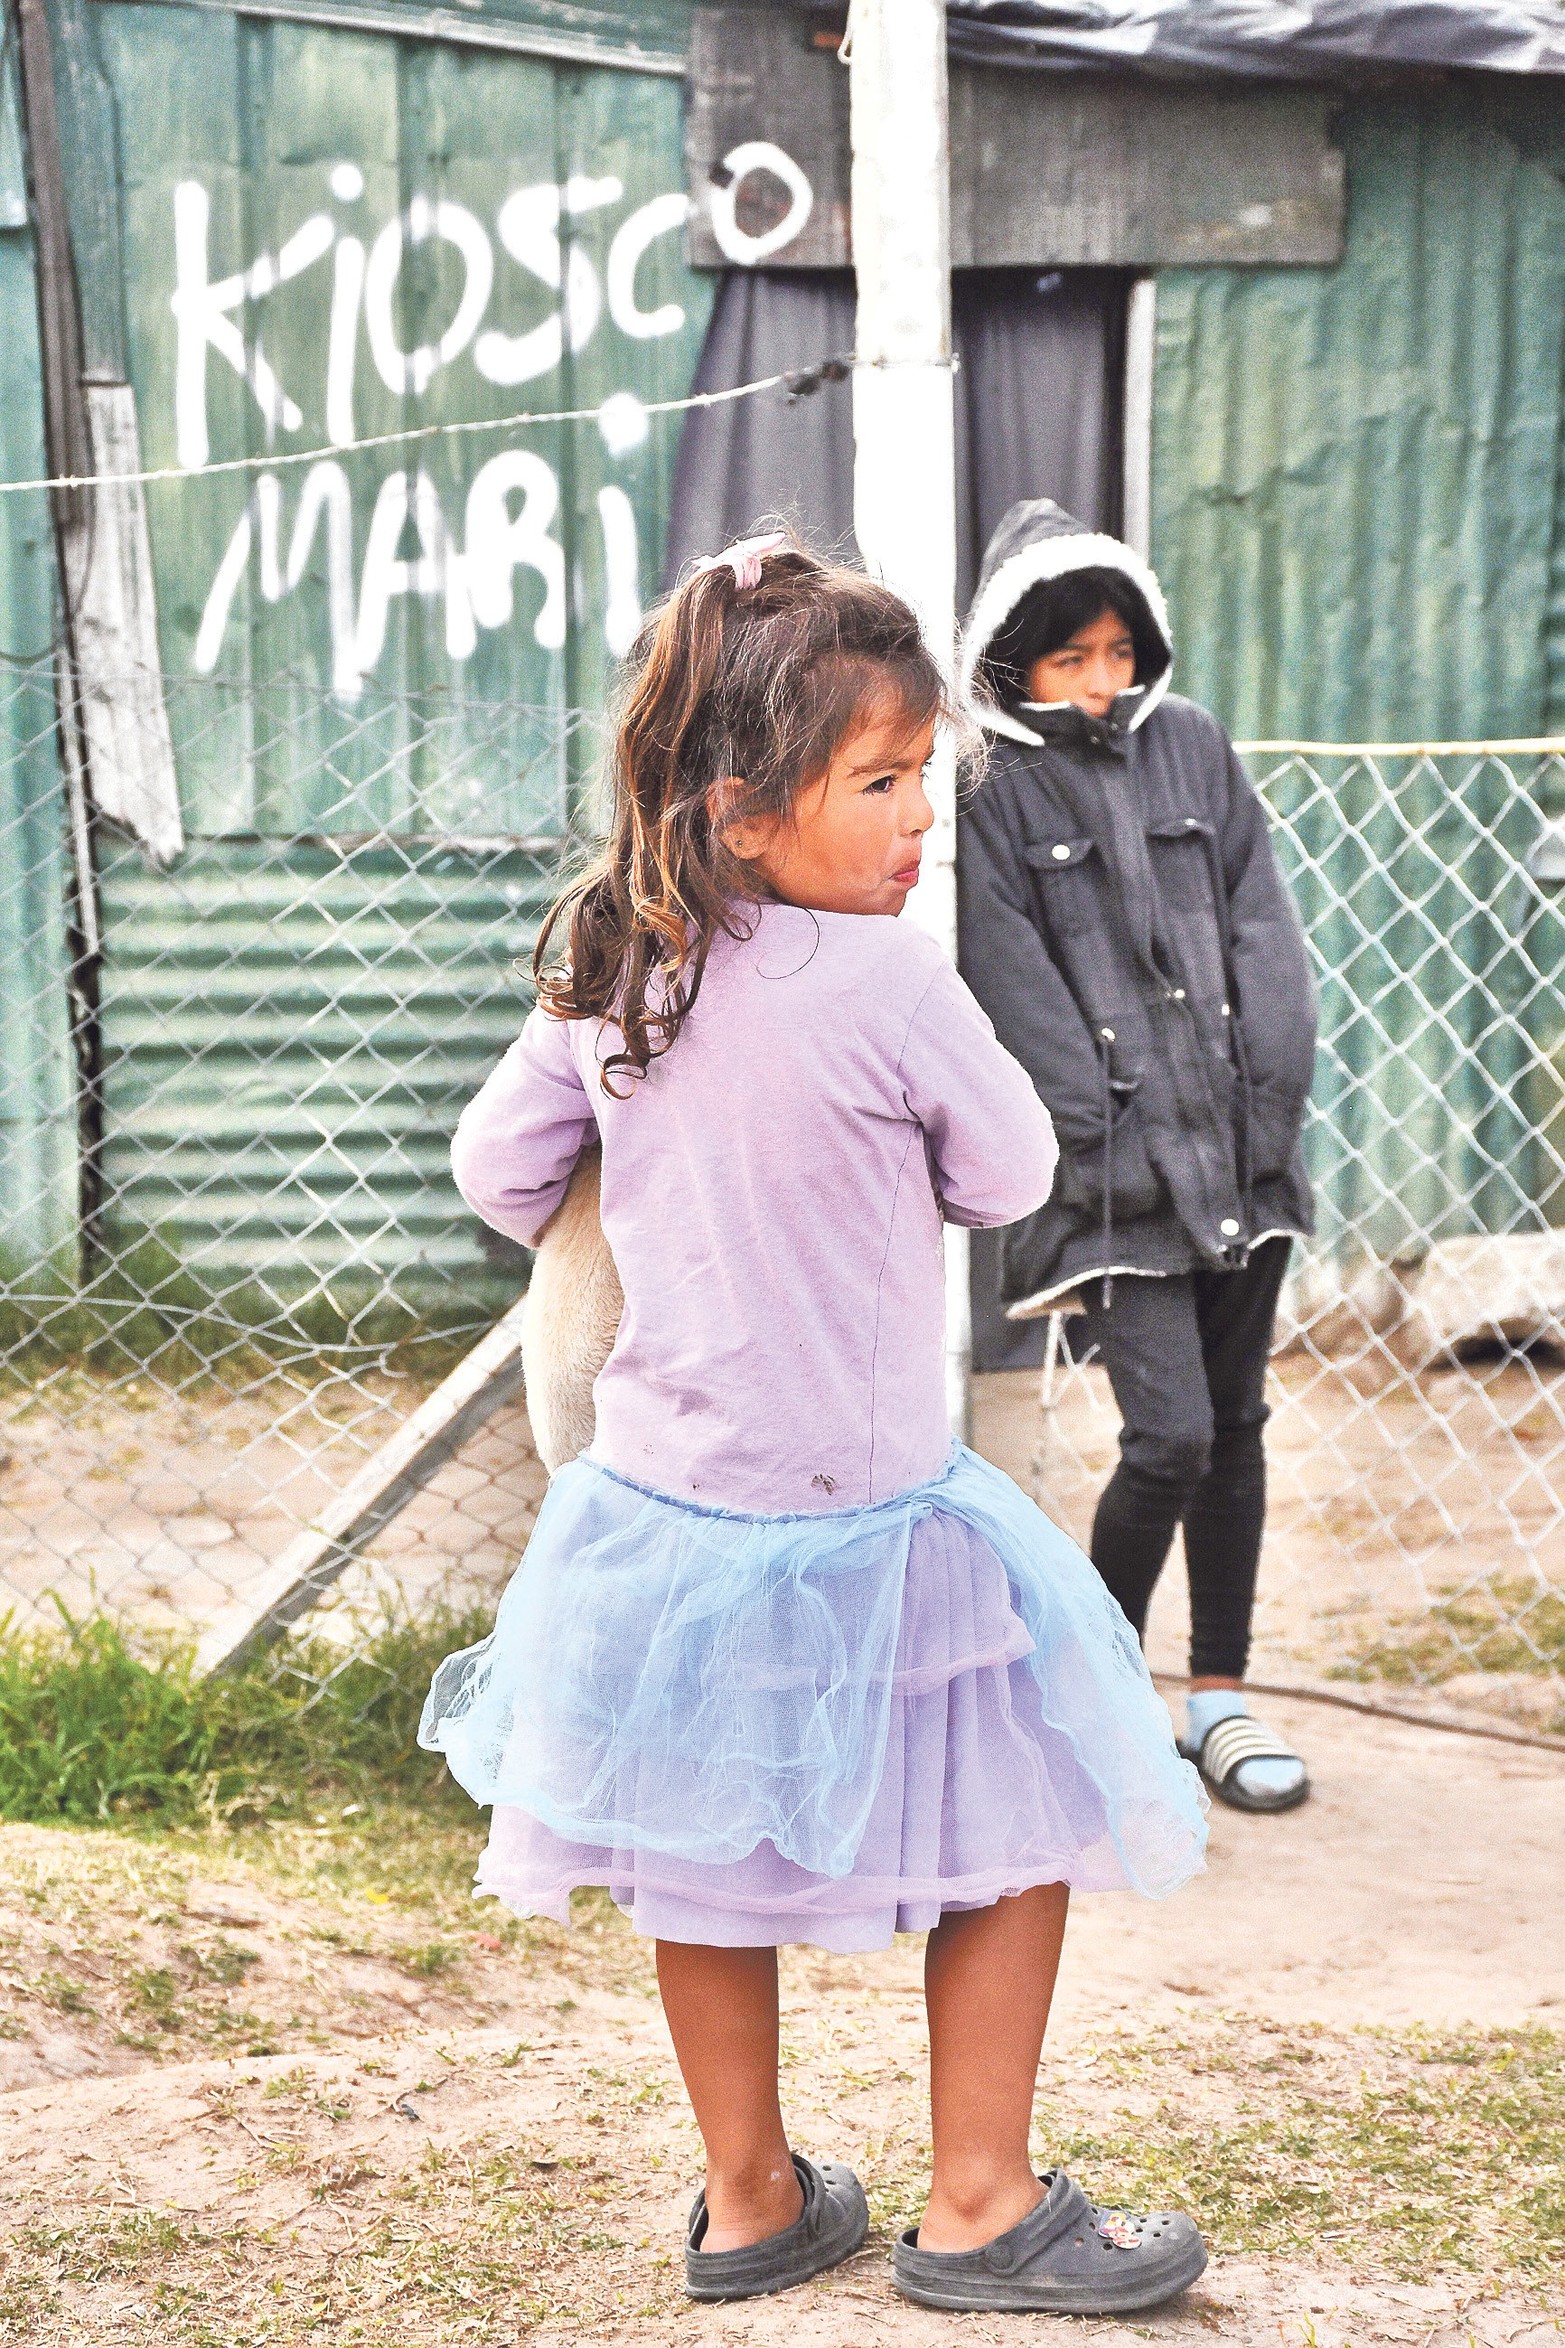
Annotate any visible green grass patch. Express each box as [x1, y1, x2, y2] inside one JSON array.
[[1033, 2024, 1565, 2281], [1337, 1572, 1565, 1724], [0, 1605, 487, 1828]]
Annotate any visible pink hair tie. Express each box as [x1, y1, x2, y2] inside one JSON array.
[[691, 531, 789, 591]]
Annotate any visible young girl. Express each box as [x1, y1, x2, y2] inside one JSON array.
[[420, 535, 1210, 2315]]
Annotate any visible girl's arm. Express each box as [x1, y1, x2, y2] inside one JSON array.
[[451, 1007, 599, 1248], [899, 954, 1060, 1228]]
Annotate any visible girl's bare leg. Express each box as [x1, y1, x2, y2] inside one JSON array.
[[656, 1941, 805, 2252], [920, 1883, 1070, 2250]]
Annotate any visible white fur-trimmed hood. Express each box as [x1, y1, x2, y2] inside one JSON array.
[[960, 499, 1175, 743]]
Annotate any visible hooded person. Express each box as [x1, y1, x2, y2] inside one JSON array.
[[958, 498, 1317, 1815]]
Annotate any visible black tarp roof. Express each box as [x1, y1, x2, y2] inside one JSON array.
[[802, 0, 1565, 77]]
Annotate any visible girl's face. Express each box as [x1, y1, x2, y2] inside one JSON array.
[[722, 698, 937, 918], [1026, 605, 1136, 718]]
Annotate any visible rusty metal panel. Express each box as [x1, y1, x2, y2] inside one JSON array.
[[685, 6, 1345, 270], [1151, 85, 1565, 742], [684, 6, 849, 269]]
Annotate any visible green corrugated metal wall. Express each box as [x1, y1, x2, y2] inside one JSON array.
[[96, 835, 560, 1321], [1151, 81, 1565, 743], [1150, 80, 1565, 1256], [92, 2, 710, 828], [0, 56, 74, 1293], [61, 1, 712, 1318], [171, 0, 692, 68], [1257, 748, 1551, 1265]]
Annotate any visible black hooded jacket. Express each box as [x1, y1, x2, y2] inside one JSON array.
[[957, 499, 1316, 1312]]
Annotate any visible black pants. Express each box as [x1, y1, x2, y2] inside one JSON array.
[[1076, 1238, 1291, 1679]]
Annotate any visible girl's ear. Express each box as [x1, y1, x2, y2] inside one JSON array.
[[709, 774, 773, 864]]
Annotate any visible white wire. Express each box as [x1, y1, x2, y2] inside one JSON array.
[[0, 356, 856, 500]]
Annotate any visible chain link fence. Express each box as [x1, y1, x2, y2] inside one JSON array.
[[2, 680, 1564, 1731], [1, 664, 582, 1702]]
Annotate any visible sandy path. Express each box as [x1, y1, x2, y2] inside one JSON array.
[[1053, 1692, 1565, 2030], [1, 1691, 1559, 2344], [1, 2012, 1555, 2348]]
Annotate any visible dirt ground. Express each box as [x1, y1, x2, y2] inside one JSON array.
[[1, 1379, 1562, 2343], [0, 1368, 548, 1641], [0, 1680, 1561, 2346]]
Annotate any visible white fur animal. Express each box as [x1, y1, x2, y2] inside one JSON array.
[[520, 1148, 623, 1473]]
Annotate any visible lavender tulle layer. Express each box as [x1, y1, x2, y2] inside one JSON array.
[[418, 1444, 1208, 1952]]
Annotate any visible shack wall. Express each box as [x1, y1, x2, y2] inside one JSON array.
[[1151, 80, 1565, 742], [65, 1, 711, 1320]]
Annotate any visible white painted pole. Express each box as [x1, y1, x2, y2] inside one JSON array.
[[1122, 275, 1157, 560], [847, 0, 969, 1440]]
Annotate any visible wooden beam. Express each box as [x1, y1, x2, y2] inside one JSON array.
[[195, 1294, 531, 1677], [686, 9, 1346, 272]]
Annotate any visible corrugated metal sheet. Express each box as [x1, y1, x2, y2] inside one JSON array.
[[0, 54, 76, 1290], [1545, 377, 1565, 735], [82, 2, 709, 833], [96, 834, 557, 1316], [1151, 82, 1565, 741], [1152, 83, 1565, 1255], [63, 9, 711, 1316]]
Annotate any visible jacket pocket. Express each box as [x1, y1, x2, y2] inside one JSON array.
[[1022, 835, 1098, 939], [1055, 1101, 1164, 1222], [1145, 815, 1229, 1005]]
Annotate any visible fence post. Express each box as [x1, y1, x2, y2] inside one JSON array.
[[846, 0, 968, 1437]]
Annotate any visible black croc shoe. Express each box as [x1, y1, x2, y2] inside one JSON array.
[[685, 2152, 868, 2302], [893, 2168, 1207, 2314]]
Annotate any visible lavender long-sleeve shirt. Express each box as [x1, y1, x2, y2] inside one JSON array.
[[452, 903, 1059, 1512]]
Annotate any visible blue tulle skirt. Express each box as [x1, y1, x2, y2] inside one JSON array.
[[419, 1445, 1207, 1951]]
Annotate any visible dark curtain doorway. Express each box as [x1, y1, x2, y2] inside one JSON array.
[[665, 265, 1130, 1369]]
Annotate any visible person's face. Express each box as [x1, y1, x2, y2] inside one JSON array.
[[1026, 605, 1137, 719], [719, 698, 937, 917]]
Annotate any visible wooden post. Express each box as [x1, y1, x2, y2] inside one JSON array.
[[847, 0, 968, 1437]]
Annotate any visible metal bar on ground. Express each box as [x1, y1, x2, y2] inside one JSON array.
[[195, 1294, 531, 1677], [846, 0, 968, 1437]]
